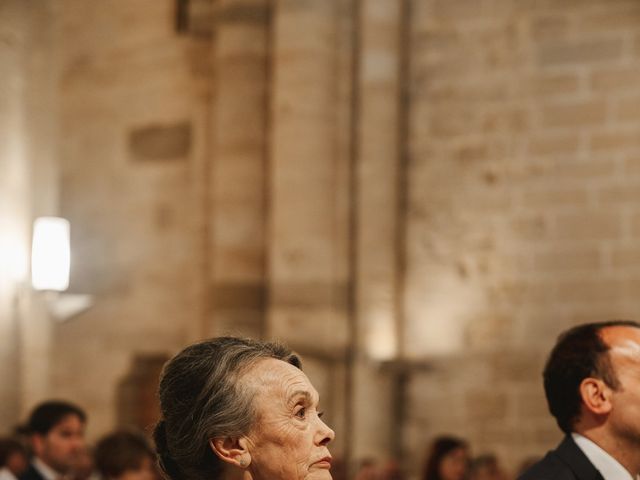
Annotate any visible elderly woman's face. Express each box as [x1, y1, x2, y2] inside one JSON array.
[[244, 358, 335, 480]]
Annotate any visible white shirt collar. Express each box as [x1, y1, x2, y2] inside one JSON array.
[[0, 467, 18, 480], [32, 457, 62, 480], [572, 433, 635, 480]]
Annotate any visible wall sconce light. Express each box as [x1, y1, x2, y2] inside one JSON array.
[[31, 217, 70, 291], [31, 216, 92, 320]]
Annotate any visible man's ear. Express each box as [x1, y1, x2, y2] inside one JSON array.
[[209, 437, 251, 469], [579, 377, 613, 415]]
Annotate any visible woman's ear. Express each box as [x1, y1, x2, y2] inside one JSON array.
[[209, 437, 252, 469], [579, 377, 613, 415]]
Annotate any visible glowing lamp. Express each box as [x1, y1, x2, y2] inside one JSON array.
[[31, 217, 70, 291]]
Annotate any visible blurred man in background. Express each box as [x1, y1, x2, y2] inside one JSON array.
[[20, 401, 86, 480]]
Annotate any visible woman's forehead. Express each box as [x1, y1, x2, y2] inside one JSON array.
[[245, 358, 318, 398]]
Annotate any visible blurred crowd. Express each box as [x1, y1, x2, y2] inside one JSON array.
[[349, 435, 539, 480], [0, 399, 539, 480], [0, 401, 159, 480], [0, 399, 537, 480]]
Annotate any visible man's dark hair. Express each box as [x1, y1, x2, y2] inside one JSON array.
[[27, 400, 86, 435], [543, 320, 640, 434], [94, 430, 154, 479]]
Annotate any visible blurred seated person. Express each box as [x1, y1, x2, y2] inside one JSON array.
[[94, 431, 155, 480], [0, 438, 28, 480], [153, 337, 335, 480], [354, 458, 403, 480], [469, 454, 506, 480], [69, 446, 98, 480], [514, 457, 539, 479], [20, 401, 86, 480], [380, 459, 403, 480], [422, 436, 470, 480], [354, 458, 379, 480]]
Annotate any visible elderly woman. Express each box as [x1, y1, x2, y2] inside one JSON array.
[[153, 337, 335, 480]]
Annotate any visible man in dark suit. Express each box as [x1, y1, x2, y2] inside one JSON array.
[[20, 401, 86, 480], [519, 320, 640, 480]]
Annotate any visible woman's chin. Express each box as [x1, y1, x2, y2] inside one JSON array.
[[307, 469, 333, 480]]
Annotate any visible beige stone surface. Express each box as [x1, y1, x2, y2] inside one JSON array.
[[267, 0, 351, 353], [208, 0, 269, 340], [3, 0, 640, 477], [53, 0, 208, 437], [404, 0, 640, 474]]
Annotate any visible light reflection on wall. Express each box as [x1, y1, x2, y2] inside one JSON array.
[[405, 266, 484, 357], [0, 217, 30, 288], [365, 309, 397, 361]]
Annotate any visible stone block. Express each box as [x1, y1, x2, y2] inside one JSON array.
[[530, 15, 570, 41], [537, 38, 623, 67], [464, 389, 509, 421], [615, 96, 640, 122], [582, 5, 640, 32], [555, 279, 626, 303], [611, 245, 640, 268], [211, 281, 266, 309], [630, 214, 640, 238], [530, 73, 580, 97], [554, 211, 622, 240], [541, 101, 606, 128], [591, 67, 640, 92], [624, 156, 640, 175], [128, 121, 191, 161], [527, 133, 580, 156], [598, 185, 640, 206], [509, 215, 549, 242], [522, 188, 588, 208], [214, 3, 269, 26], [590, 130, 640, 151], [533, 246, 602, 272], [489, 351, 545, 383], [512, 387, 549, 419]]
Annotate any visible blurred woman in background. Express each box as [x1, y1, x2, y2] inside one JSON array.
[[422, 436, 470, 480]]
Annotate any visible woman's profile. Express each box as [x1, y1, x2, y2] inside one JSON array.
[[154, 337, 335, 480]]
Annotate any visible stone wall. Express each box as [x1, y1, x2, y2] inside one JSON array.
[[53, 0, 209, 436], [403, 0, 640, 475], [0, 0, 60, 423], [0, 0, 32, 428], [2, 0, 640, 478]]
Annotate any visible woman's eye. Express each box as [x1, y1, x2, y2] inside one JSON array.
[[295, 407, 306, 419]]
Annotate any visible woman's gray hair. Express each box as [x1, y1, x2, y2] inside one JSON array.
[[153, 337, 301, 480]]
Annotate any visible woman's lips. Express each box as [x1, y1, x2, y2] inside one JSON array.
[[312, 457, 332, 468]]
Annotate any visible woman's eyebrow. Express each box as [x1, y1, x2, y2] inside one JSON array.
[[287, 390, 313, 404]]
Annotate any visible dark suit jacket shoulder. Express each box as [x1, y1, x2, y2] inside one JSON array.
[[19, 464, 46, 480], [518, 436, 604, 480]]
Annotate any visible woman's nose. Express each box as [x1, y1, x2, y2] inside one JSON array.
[[316, 418, 335, 446]]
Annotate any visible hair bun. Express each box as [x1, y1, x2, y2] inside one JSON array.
[[153, 421, 184, 480]]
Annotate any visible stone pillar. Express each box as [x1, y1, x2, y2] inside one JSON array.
[[268, 0, 350, 351], [0, 0, 31, 428], [267, 0, 351, 456], [352, 0, 403, 464], [19, 0, 60, 415], [0, 0, 59, 421], [208, 0, 270, 339]]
